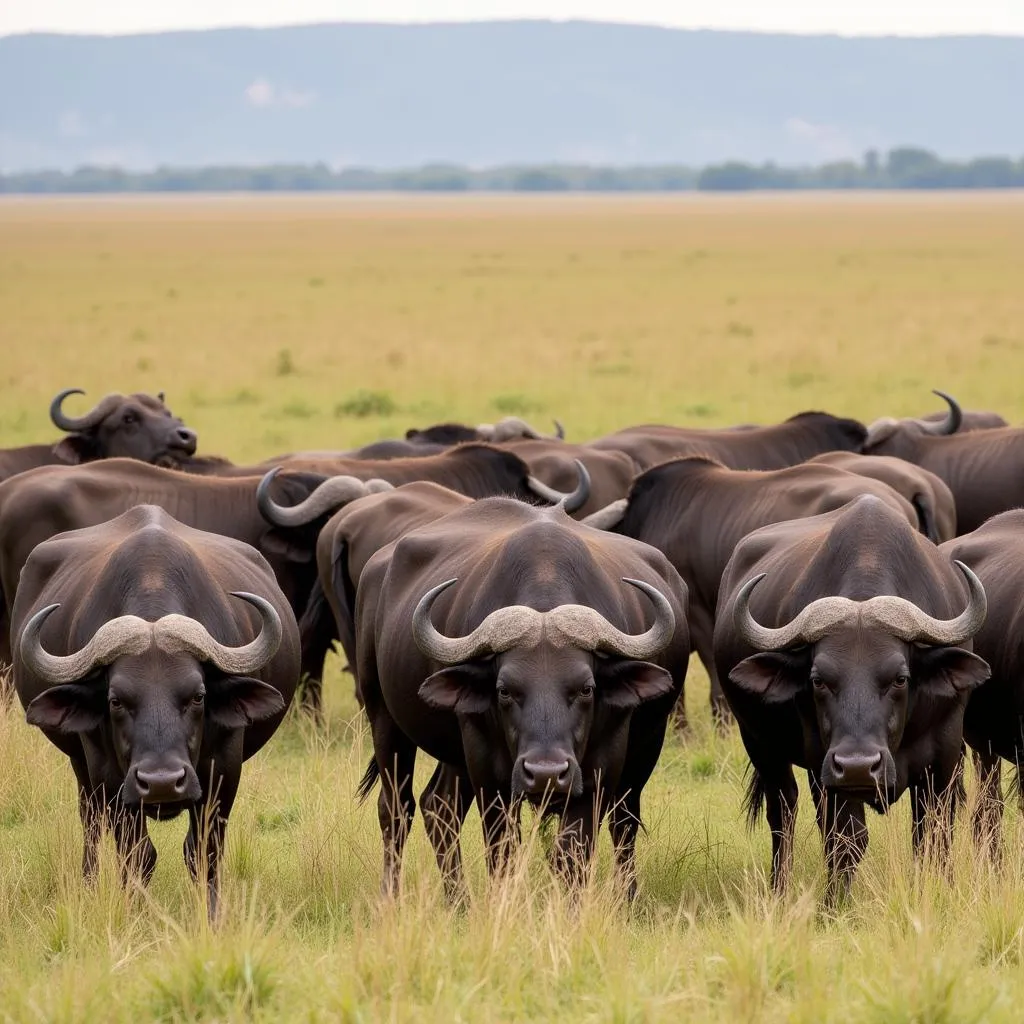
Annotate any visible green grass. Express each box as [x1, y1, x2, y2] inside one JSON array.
[[2, 193, 1024, 1021]]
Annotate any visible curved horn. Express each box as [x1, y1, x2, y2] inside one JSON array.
[[19, 605, 154, 684], [581, 498, 628, 531], [918, 389, 963, 436], [153, 592, 283, 674], [735, 562, 986, 652], [257, 468, 382, 527], [412, 579, 543, 664], [553, 420, 565, 440], [527, 461, 591, 512], [547, 578, 676, 659], [475, 422, 497, 441], [859, 561, 986, 645], [734, 574, 859, 651], [558, 460, 591, 514], [50, 389, 123, 433]]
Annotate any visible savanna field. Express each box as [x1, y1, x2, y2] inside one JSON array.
[[2, 193, 1024, 1022]]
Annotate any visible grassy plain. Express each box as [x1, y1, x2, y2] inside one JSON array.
[[2, 193, 1024, 1021]]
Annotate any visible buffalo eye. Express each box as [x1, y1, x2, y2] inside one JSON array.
[[811, 673, 828, 692], [576, 683, 595, 701], [891, 674, 910, 690], [122, 411, 138, 426], [496, 684, 513, 705], [189, 692, 205, 709], [109, 695, 123, 710]]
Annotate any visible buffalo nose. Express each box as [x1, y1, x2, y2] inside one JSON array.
[[175, 427, 198, 452], [521, 759, 573, 795], [135, 767, 189, 801], [830, 751, 885, 788]]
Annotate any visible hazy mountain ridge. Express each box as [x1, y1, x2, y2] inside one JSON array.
[[1, 20, 1022, 171]]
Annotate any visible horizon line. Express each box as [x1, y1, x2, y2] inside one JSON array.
[[3, 17, 1024, 43]]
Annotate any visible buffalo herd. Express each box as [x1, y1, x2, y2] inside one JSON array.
[[3, 386, 1024, 912]]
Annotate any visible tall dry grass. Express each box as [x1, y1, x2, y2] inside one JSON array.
[[2, 194, 1024, 1020]]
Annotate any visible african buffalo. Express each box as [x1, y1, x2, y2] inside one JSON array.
[[862, 397, 1024, 534], [714, 495, 989, 901], [941, 511, 1024, 851], [865, 390, 1007, 447], [0, 388, 198, 484], [11, 505, 299, 915], [583, 457, 920, 724], [355, 499, 690, 899], [807, 451, 957, 542], [587, 411, 867, 471]]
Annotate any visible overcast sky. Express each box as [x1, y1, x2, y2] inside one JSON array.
[[3, 1, 1024, 38]]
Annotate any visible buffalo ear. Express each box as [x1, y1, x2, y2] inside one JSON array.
[[914, 647, 991, 699], [728, 652, 806, 704], [207, 677, 286, 728], [599, 660, 674, 710], [51, 435, 94, 464], [419, 665, 492, 715], [26, 684, 106, 732]]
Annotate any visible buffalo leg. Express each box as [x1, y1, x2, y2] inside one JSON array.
[[69, 757, 104, 880], [972, 747, 1003, 858], [608, 788, 643, 900], [419, 762, 473, 903], [110, 803, 157, 886], [763, 766, 799, 895], [478, 789, 519, 878], [555, 793, 604, 890], [372, 717, 418, 898], [297, 579, 337, 719], [298, 673, 323, 719], [184, 762, 240, 920], [911, 771, 958, 871], [808, 773, 868, 906]]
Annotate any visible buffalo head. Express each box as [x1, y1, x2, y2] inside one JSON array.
[[50, 388, 198, 466], [862, 389, 962, 458], [727, 564, 989, 798], [20, 593, 284, 807], [412, 578, 675, 801]]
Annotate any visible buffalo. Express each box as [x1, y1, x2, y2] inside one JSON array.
[[0, 388, 198, 484], [862, 393, 1024, 534], [865, 390, 1007, 447], [355, 499, 690, 899], [714, 495, 989, 901], [11, 505, 299, 915]]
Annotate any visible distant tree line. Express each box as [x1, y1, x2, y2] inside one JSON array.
[[3, 149, 1024, 194]]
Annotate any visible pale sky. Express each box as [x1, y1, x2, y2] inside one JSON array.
[[2, 0, 1024, 38]]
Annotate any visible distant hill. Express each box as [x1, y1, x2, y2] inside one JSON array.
[[1, 21, 1023, 171]]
